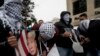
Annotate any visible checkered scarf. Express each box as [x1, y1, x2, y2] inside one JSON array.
[[0, 0, 22, 34], [5, 0, 22, 21], [39, 22, 56, 41]]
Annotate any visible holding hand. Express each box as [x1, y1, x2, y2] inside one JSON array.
[[7, 32, 18, 48], [79, 35, 90, 45], [62, 31, 72, 37]]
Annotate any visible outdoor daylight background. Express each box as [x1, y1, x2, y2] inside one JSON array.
[[32, 0, 67, 22]]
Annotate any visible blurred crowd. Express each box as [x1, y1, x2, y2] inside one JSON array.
[[0, 0, 100, 56]]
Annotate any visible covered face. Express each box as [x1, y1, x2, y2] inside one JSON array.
[[60, 11, 72, 25], [5, 0, 22, 19], [39, 22, 56, 41], [79, 20, 90, 33], [0, 0, 22, 34], [63, 14, 71, 22]]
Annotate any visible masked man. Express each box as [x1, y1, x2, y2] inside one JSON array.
[[54, 11, 73, 56], [39, 22, 56, 56], [78, 19, 100, 56], [0, 0, 22, 56]]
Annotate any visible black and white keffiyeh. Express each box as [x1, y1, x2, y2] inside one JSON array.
[[39, 22, 56, 53], [5, 1, 22, 20], [0, 0, 22, 34], [39, 22, 56, 41]]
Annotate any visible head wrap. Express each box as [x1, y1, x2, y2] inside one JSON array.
[[39, 22, 56, 41], [5, 0, 22, 21], [0, 0, 22, 34]]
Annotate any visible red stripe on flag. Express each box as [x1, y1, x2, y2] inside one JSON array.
[[20, 30, 28, 56]]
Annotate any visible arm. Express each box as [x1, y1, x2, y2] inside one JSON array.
[[54, 23, 71, 38]]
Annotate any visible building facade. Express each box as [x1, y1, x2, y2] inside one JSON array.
[[67, 0, 100, 26]]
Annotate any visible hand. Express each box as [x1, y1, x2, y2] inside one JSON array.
[[84, 38, 90, 43], [79, 35, 85, 41], [7, 32, 18, 47], [62, 31, 71, 37], [79, 35, 90, 45]]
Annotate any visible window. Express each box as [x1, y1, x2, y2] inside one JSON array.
[[95, 0, 100, 8], [73, 0, 87, 15]]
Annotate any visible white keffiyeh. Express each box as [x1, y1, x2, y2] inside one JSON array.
[[5, 0, 22, 21], [0, 0, 22, 33], [39, 22, 56, 41]]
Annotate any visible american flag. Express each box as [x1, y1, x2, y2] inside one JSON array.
[[15, 30, 29, 56]]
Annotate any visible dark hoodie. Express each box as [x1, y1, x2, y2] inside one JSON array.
[[0, 19, 16, 56], [54, 11, 73, 48]]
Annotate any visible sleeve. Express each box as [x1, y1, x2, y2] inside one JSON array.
[[54, 22, 66, 40], [54, 22, 65, 34]]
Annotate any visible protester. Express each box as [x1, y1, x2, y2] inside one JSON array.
[[54, 11, 73, 56], [78, 13, 98, 56], [0, 0, 22, 56], [39, 22, 56, 56], [79, 13, 88, 21], [38, 20, 44, 25], [32, 20, 44, 30]]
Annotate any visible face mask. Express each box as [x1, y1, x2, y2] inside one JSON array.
[[63, 14, 71, 24]]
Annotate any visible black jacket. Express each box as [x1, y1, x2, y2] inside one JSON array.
[[55, 21, 73, 48], [0, 19, 16, 56], [78, 20, 100, 49], [54, 11, 73, 48]]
